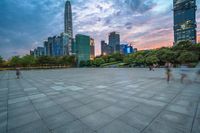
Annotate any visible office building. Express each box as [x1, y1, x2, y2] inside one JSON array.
[[33, 47, 45, 57], [90, 38, 95, 60], [65, 0, 73, 38], [109, 32, 120, 53], [75, 34, 91, 64], [173, 0, 197, 44], [120, 44, 134, 55], [101, 40, 112, 55]]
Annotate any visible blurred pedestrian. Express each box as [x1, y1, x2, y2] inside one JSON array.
[[194, 63, 200, 82], [180, 65, 188, 84], [165, 63, 172, 83], [16, 68, 21, 79]]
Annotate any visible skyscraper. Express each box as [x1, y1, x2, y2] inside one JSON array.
[[64, 0, 73, 38], [109, 32, 120, 53], [173, 0, 197, 44]]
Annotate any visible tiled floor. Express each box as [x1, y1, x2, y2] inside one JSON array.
[[0, 68, 200, 133]]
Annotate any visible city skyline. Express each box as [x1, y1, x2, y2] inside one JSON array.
[[0, 0, 200, 59]]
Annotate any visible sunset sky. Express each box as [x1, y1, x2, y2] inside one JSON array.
[[0, 0, 200, 59]]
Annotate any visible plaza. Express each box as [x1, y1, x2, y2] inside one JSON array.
[[0, 68, 200, 133]]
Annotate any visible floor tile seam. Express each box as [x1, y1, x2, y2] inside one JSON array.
[[93, 104, 140, 132], [6, 71, 9, 133], [18, 78, 52, 133], [26, 79, 92, 132], [190, 99, 200, 133], [140, 84, 186, 133]]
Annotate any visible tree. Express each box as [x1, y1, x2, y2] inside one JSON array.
[[36, 56, 57, 66], [0, 56, 4, 67], [21, 55, 36, 67], [110, 53, 124, 61], [93, 58, 105, 67], [145, 55, 159, 65], [123, 56, 133, 65], [79, 61, 86, 67], [178, 52, 199, 64], [10, 56, 22, 67]]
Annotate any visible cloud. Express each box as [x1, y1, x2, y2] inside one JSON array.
[[0, 0, 199, 59]]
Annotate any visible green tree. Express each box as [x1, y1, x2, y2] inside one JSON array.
[[0, 56, 4, 67], [36, 56, 57, 66], [79, 61, 86, 67], [93, 58, 105, 67], [10, 56, 22, 67], [146, 55, 159, 65], [123, 56, 133, 65], [21, 55, 36, 67], [110, 53, 124, 61], [178, 52, 199, 64]]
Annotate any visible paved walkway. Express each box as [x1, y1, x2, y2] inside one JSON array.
[[0, 68, 200, 133]]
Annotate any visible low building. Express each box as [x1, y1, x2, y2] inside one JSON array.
[[120, 44, 134, 55]]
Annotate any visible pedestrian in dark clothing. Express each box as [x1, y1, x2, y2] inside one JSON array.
[[16, 68, 21, 79]]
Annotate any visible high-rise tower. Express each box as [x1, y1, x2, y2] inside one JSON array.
[[108, 32, 120, 53], [64, 0, 73, 38], [173, 0, 197, 44]]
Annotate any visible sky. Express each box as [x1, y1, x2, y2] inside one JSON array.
[[0, 0, 200, 59]]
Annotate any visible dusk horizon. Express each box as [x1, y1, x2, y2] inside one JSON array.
[[0, 0, 200, 59]]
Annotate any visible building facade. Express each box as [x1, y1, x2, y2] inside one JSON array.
[[75, 34, 91, 64], [90, 38, 95, 60], [43, 33, 70, 57], [101, 40, 112, 56], [33, 47, 45, 57], [109, 32, 120, 53], [64, 0, 73, 38], [173, 0, 197, 44], [120, 44, 134, 55]]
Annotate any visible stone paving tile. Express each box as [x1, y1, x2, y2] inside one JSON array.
[[52, 120, 94, 133], [157, 111, 193, 130], [1, 69, 200, 133], [68, 105, 96, 119], [97, 120, 140, 133], [197, 107, 200, 118], [192, 118, 200, 133], [37, 105, 64, 118], [8, 96, 29, 104], [0, 121, 7, 133], [166, 104, 196, 117], [80, 111, 114, 130], [43, 112, 77, 130], [119, 111, 154, 131], [8, 120, 50, 133], [60, 100, 83, 110], [85, 100, 112, 111], [8, 111, 41, 130], [143, 120, 190, 133], [33, 100, 57, 110], [132, 104, 162, 118], [8, 105, 35, 118], [101, 105, 130, 119]]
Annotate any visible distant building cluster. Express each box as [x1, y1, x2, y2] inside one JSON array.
[[30, 0, 95, 65], [101, 32, 136, 56], [30, 0, 197, 64]]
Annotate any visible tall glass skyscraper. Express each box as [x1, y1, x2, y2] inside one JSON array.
[[173, 0, 197, 44], [64, 0, 73, 38], [109, 32, 120, 53]]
